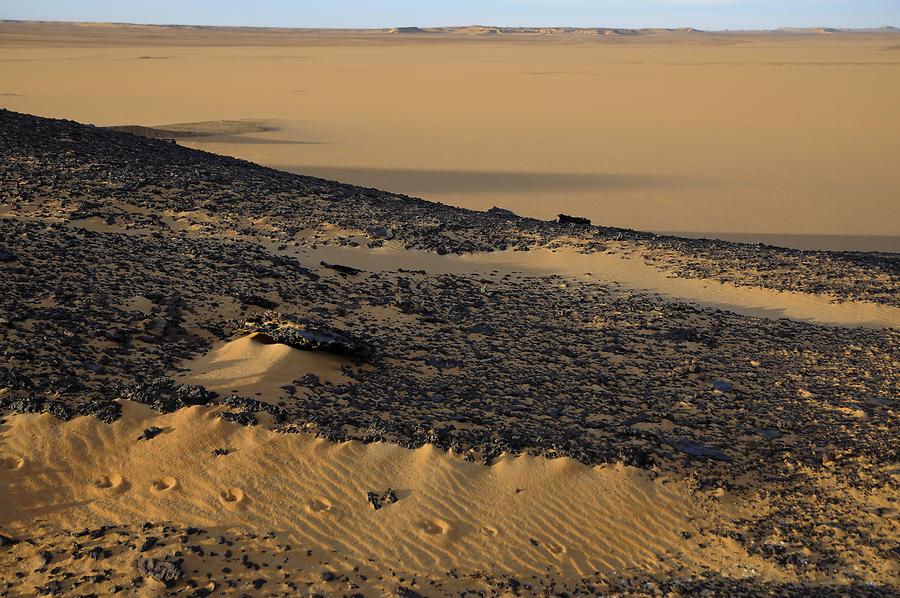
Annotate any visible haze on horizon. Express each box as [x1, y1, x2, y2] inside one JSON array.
[[1, 0, 899, 30]]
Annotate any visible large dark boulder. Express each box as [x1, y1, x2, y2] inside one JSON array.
[[136, 557, 184, 587], [557, 213, 591, 226], [240, 312, 365, 356]]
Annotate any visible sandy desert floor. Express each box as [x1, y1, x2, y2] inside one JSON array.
[[1, 22, 899, 251]]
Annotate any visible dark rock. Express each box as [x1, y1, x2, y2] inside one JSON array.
[[468, 323, 494, 336], [0, 367, 33, 390], [241, 313, 364, 356], [757, 429, 783, 441], [710, 380, 733, 392], [37, 581, 63, 596], [78, 400, 122, 423], [0, 249, 16, 262], [137, 427, 163, 441], [0, 534, 18, 548], [87, 546, 106, 560], [425, 357, 462, 369], [366, 489, 399, 510], [136, 557, 184, 587], [239, 295, 279, 309], [367, 225, 395, 239], [223, 395, 287, 422], [220, 411, 257, 426], [3, 394, 44, 414], [320, 261, 364, 275], [296, 373, 320, 387], [44, 400, 74, 421], [121, 378, 218, 413], [557, 214, 591, 226], [486, 206, 518, 219], [673, 440, 732, 462]]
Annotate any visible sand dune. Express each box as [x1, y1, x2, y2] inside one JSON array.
[[0, 401, 777, 593], [177, 332, 350, 397]]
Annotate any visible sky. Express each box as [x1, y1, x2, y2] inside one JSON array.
[[1, 0, 898, 30]]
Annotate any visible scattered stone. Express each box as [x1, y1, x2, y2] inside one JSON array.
[[486, 206, 518, 219], [0, 534, 18, 548], [1, 109, 898, 594], [757, 429, 783, 440], [239, 294, 279, 309], [241, 313, 365, 355], [320, 261, 364, 275], [367, 225, 395, 239], [711, 380, 733, 392], [121, 379, 218, 413], [220, 411, 257, 426], [673, 440, 732, 462], [136, 557, 184, 587], [137, 426, 163, 441], [366, 489, 399, 510]]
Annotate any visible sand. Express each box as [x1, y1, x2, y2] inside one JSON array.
[[177, 332, 350, 397], [1, 21, 899, 251], [0, 400, 786, 594]]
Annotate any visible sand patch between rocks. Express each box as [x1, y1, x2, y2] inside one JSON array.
[[176, 332, 349, 397], [297, 242, 900, 329]]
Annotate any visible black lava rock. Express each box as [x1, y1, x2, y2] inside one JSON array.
[[121, 378, 218, 413], [367, 489, 399, 510], [137, 427, 164, 441], [558, 214, 591, 226], [673, 440, 732, 462], [136, 557, 184, 587]]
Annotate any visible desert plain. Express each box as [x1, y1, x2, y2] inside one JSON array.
[[1, 21, 899, 250], [0, 21, 899, 597]]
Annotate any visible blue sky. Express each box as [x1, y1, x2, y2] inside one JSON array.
[[1, 1, 898, 30]]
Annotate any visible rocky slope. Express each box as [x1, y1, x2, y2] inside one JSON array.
[[1, 110, 898, 595]]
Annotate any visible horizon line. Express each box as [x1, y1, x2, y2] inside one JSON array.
[[2, 19, 899, 34]]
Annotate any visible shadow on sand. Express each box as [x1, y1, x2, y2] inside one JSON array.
[[273, 165, 699, 194]]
